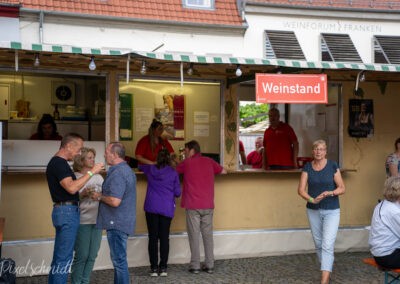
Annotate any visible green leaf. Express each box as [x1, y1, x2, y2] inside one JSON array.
[[225, 138, 233, 153], [228, 122, 237, 132], [225, 101, 234, 117]]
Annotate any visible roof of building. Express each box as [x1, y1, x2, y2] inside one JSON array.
[[0, 0, 244, 27], [247, 0, 400, 11]]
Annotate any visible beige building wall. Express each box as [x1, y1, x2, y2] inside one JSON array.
[[0, 80, 398, 240]]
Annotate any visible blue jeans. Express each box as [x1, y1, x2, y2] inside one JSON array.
[[307, 208, 340, 272], [71, 224, 102, 284], [48, 205, 80, 284], [107, 229, 129, 284]]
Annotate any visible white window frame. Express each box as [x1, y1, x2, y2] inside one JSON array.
[[182, 0, 215, 10]]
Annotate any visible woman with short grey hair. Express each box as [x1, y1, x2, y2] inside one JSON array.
[[369, 177, 400, 269], [297, 139, 345, 284]]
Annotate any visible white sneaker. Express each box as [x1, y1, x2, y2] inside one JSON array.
[[149, 269, 158, 277], [159, 269, 168, 277]]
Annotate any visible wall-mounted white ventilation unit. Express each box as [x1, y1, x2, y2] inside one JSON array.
[[51, 81, 75, 105]]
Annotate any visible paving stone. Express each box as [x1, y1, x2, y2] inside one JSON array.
[[17, 251, 386, 283]]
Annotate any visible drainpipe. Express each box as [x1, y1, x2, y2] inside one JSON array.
[[237, 0, 246, 21], [39, 10, 44, 43]]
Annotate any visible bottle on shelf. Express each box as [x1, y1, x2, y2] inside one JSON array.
[[53, 104, 60, 120], [179, 147, 186, 161]]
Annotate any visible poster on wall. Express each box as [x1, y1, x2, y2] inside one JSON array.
[[155, 94, 185, 140], [119, 93, 133, 140], [348, 99, 374, 138]]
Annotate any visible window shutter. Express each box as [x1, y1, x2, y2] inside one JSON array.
[[265, 30, 305, 60], [320, 33, 362, 62], [374, 35, 400, 64]]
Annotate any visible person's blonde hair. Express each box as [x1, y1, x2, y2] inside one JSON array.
[[312, 139, 327, 150], [73, 147, 96, 172], [383, 176, 400, 202]]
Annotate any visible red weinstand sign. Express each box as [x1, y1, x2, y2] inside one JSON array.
[[256, 74, 328, 104]]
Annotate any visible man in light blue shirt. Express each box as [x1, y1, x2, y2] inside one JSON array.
[[94, 142, 136, 284]]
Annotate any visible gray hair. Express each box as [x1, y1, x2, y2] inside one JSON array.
[[383, 177, 400, 202], [60, 133, 83, 149], [312, 139, 327, 150], [109, 142, 125, 159]]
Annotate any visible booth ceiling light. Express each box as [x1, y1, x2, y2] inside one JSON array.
[[89, 56, 96, 71], [235, 65, 242, 77], [34, 53, 40, 67], [187, 63, 194, 76], [359, 71, 366, 82], [354, 70, 365, 97], [140, 60, 147, 75]]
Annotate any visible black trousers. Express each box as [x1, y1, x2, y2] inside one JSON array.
[[374, 248, 400, 269], [145, 212, 172, 270]]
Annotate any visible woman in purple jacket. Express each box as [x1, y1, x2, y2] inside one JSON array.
[[139, 149, 181, 277]]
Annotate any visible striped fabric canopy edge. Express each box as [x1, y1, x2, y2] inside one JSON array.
[[1, 41, 400, 72]]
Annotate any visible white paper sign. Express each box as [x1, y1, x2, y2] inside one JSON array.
[[194, 124, 209, 137], [135, 108, 154, 132], [194, 111, 209, 123]]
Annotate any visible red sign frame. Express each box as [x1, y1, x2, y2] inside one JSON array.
[[256, 74, 328, 104]]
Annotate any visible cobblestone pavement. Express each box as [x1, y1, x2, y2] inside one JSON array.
[[17, 251, 386, 283]]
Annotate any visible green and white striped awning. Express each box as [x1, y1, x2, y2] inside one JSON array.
[[134, 51, 400, 72], [0, 41, 132, 56], [2, 41, 400, 72]]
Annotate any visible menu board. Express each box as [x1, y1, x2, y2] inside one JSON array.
[[119, 93, 133, 140]]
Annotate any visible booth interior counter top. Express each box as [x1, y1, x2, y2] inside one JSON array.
[[2, 140, 105, 173], [228, 168, 356, 174]]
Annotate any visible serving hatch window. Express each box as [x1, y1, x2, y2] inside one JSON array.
[[238, 82, 342, 170], [0, 72, 106, 171], [1, 73, 106, 141], [118, 78, 222, 167]]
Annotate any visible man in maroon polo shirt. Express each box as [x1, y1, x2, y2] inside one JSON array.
[[263, 107, 299, 170], [176, 140, 227, 274]]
